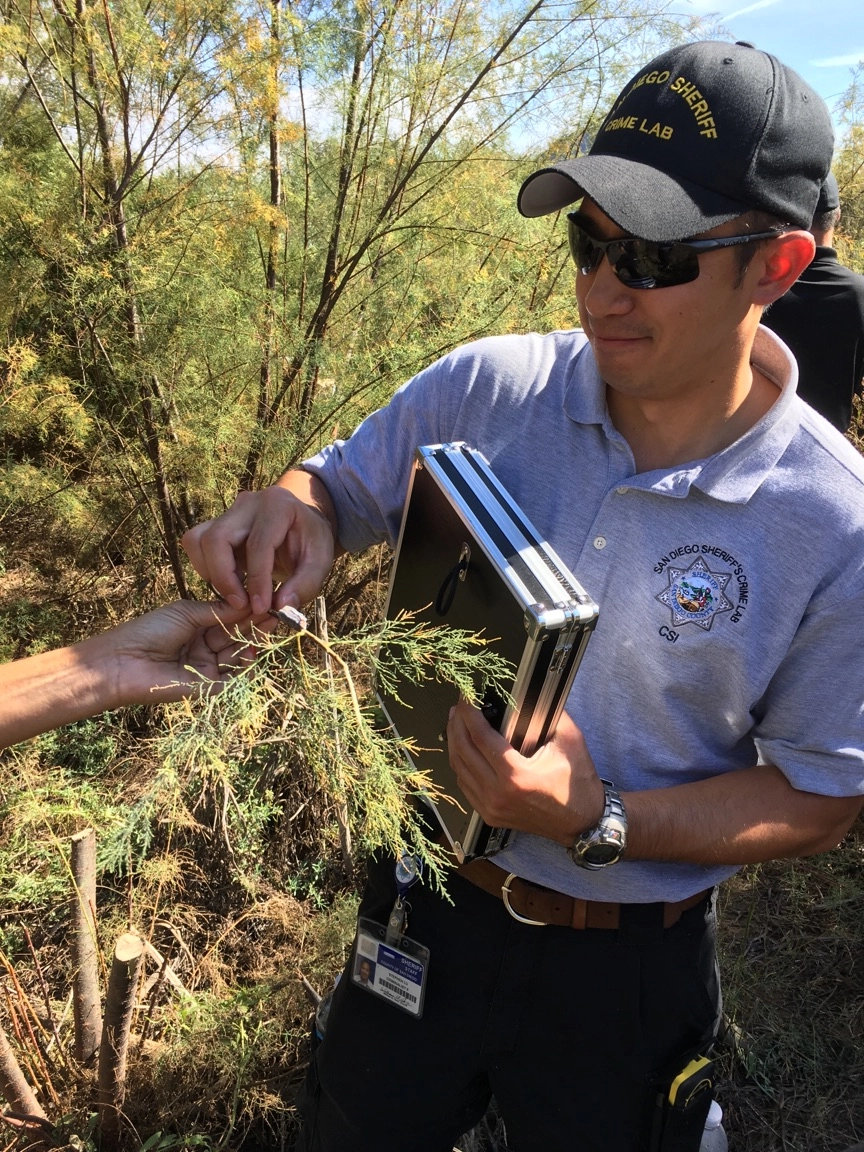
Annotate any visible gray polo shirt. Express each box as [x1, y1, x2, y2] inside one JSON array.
[[303, 327, 864, 902]]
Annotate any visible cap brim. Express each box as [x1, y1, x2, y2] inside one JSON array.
[[518, 155, 752, 241]]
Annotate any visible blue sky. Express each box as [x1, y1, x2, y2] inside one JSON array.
[[686, 0, 862, 131]]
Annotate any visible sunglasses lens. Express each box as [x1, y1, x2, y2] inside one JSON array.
[[567, 218, 604, 274], [566, 218, 701, 290], [615, 240, 699, 289]]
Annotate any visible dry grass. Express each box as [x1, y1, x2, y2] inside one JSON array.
[[0, 800, 861, 1152], [715, 816, 864, 1152]]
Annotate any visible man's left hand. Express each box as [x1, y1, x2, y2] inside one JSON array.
[[446, 699, 606, 845]]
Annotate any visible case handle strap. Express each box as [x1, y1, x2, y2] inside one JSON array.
[[434, 543, 471, 616]]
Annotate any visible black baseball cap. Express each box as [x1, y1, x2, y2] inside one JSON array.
[[518, 41, 834, 240]]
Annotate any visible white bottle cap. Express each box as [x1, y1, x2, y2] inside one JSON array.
[[705, 1100, 724, 1130]]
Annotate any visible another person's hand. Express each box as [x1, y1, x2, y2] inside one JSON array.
[[90, 599, 272, 706], [181, 479, 337, 615], [0, 600, 272, 750], [446, 701, 605, 844]]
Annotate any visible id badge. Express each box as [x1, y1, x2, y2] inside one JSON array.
[[353, 916, 429, 1018]]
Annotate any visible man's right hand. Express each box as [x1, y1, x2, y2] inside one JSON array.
[[181, 475, 338, 614]]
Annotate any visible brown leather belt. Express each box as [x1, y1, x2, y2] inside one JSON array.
[[457, 857, 710, 930]]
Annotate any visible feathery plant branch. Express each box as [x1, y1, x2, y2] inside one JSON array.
[[101, 611, 515, 894]]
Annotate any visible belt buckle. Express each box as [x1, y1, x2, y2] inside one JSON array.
[[501, 873, 547, 927]]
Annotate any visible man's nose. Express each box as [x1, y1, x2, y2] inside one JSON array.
[[579, 257, 635, 318]]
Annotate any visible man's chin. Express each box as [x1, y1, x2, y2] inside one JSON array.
[[592, 352, 653, 394]]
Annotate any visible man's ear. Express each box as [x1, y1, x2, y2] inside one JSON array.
[[752, 231, 815, 306]]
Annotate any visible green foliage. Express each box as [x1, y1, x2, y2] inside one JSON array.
[[139, 1132, 218, 1151], [35, 717, 120, 776], [102, 614, 514, 895], [0, 758, 128, 907], [282, 855, 333, 908], [834, 66, 864, 275], [365, 612, 515, 707], [0, 341, 92, 454], [0, 0, 698, 588], [4, 7, 831, 1148], [0, 594, 67, 660], [0, 712, 129, 908]]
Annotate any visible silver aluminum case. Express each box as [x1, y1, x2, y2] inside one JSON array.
[[378, 443, 599, 861]]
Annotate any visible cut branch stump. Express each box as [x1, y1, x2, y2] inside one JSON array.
[[97, 933, 144, 1151], [0, 1019, 46, 1119], [71, 828, 102, 1065]]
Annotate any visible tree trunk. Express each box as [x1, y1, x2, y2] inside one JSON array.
[[296, 14, 366, 428], [240, 0, 283, 491], [77, 0, 190, 598], [71, 828, 102, 1065], [97, 933, 144, 1152]]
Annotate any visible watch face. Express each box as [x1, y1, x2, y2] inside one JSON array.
[[583, 842, 621, 866]]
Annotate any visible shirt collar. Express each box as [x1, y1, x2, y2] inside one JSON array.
[[563, 326, 802, 504]]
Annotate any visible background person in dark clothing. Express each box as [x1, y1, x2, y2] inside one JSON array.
[[763, 172, 864, 432]]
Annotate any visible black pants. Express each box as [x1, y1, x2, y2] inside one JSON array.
[[296, 854, 720, 1152]]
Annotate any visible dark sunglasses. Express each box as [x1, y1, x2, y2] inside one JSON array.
[[566, 213, 789, 290]]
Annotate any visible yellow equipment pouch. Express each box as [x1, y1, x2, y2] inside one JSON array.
[[649, 1053, 715, 1151]]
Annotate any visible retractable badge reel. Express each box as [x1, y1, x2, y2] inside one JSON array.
[[354, 852, 430, 1018]]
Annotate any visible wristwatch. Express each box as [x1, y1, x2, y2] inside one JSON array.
[[568, 779, 628, 869]]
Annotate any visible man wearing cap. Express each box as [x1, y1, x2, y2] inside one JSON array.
[[182, 41, 864, 1152], [762, 172, 864, 432]]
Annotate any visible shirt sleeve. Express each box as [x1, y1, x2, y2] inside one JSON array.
[[300, 352, 466, 553], [753, 586, 864, 797], [299, 331, 554, 552]]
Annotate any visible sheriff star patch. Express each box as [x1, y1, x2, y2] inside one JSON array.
[[656, 556, 734, 631]]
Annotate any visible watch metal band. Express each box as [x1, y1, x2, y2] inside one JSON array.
[[568, 778, 628, 870]]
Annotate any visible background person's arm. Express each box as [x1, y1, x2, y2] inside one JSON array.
[[0, 600, 260, 750]]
